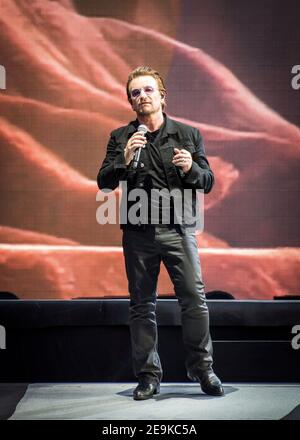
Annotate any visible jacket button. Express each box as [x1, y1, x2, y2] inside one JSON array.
[[140, 162, 144, 168], [138, 183, 144, 187]]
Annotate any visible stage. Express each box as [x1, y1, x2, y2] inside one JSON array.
[[0, 298, 300, 420], [1, 298, 300, 383], [1, 382, 300, 420]]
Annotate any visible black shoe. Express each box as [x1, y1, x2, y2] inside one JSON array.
[[133, 380, 160, 401], [198, 370, 224, 396]]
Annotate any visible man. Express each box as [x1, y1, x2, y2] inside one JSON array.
[[97, 66, 224, 400]]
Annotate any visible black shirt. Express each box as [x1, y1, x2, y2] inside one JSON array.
[[142, 120, 175, 225]]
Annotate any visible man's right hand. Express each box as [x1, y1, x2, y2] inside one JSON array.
[[124, 132, 147, 166]]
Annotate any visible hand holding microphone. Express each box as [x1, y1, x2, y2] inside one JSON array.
[[124, 124, 148, 167]]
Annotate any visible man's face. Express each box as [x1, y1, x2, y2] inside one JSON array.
[[128, 75, 165, 117]]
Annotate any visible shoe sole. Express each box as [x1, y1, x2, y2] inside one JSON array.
[[133, 385, 160, 400]]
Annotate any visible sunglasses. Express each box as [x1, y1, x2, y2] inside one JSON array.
[[130, 86, 156, 99]]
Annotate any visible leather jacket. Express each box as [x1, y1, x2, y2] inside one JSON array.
[[97, 114, 215, 232]]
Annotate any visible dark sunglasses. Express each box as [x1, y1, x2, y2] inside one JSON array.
[[130, 86, 156, 99]]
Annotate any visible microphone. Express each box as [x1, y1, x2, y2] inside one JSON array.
[[132, 124, 148, 169]]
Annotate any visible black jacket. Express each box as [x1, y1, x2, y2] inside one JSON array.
[[97, 114, 215, 231]]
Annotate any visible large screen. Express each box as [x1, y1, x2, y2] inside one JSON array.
[[0, 0, 299, 299]]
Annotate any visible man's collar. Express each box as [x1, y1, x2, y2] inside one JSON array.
[[128, 113, 178, 136], [163, 113, 178, 135], [127, 120, 138, 135]]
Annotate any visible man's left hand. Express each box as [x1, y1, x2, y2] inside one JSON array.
[[172, 148, 192, 174]]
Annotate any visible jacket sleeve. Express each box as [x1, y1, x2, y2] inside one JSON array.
[[97, 132, 129, 191], [181, 128, 215, 194]]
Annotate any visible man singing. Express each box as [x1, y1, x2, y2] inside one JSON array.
[[97, 66, 224, 400]]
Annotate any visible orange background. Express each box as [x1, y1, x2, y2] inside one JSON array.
[[0, 0, 299, 299]]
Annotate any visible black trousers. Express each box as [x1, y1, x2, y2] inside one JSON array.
[[122, 225, 213, 384]]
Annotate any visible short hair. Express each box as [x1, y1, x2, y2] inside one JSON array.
[[126, 66, 167, 109]]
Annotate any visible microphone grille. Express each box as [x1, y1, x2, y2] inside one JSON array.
[[137, 124, 148, 134]]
